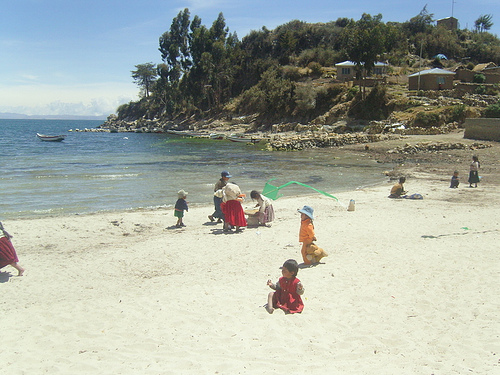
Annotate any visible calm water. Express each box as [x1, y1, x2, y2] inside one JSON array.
[[0, 119, 392, 219]]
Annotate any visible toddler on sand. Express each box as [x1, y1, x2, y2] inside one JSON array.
[[266, 259, 304, 314], [174, 190, 188, 227], [298, 205, 316, 265]]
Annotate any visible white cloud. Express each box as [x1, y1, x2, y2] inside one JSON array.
[[0, 82, 138, 116]]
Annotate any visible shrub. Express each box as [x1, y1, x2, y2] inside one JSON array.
[[484, 102, 500, 118], [484, 85, 500, 96], [413, 111, 441, 128], [296, 48, 339, 67], [475, 85, 487, 95], [307, 61, 323, 76], [235, 67, 294, 119], [473, 73, 486, 83], [348, 85, 389, 120], [294, 85, 317, 112], [281, 65, 302, 81], [345, 86, 359, 101], [448, 104, 467, 123], [116, 99, 150, 121]]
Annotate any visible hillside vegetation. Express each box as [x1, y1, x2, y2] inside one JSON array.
[[111, 7, 500, 133]]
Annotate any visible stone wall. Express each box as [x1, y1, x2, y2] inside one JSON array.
[[464, 118, 500, 141]]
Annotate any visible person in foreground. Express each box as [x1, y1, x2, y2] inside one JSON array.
[[174, 189, 189, 227], [266, 259, 304, 314], [298, 205, 316, 265], [0, 222, 25, 276], [250, 190, 275, 226]]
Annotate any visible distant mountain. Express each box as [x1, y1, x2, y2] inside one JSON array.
[[0, 112, 108, 120]]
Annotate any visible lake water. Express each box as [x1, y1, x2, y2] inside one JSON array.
[[0, 119, 393, 219]]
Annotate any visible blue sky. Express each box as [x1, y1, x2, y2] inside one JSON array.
[[1, 0, 498, 117]]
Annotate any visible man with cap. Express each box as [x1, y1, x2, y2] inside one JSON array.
[[208, 171, 231, 223]]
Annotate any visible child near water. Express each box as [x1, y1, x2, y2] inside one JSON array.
[[174, 190, 188, 227], [266, 259, 304, 314], [298, 205, 316, 265]]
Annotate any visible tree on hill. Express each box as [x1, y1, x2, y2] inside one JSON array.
[[341, 13, 387, 98], [116, 7, 500, 123], [475, 14, 493, 33], [405, 5, 434, 35], [131, 62, 157, 98]]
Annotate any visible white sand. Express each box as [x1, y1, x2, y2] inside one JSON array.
[[1, 176, 499, 374]]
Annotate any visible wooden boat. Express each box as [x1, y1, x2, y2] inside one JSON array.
[[209, 133, 225, 140], [166, 129, 189, 135], [227, 133, 260, 143], [36, 133, 66, 142], [166, 129, 205, 137]]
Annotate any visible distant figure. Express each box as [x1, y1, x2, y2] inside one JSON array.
[[450, 171, 460, 188], [208, 171, 231, 223], [0, 222, 25, 276], [221, 182, 247, 232], [468, 156, 480, 188], [298, 205, 316, 266], [266, 259, 304, 314], [250, 190, 275, 226], [388, 177, 407, 198], [174, 189, 188, 228]]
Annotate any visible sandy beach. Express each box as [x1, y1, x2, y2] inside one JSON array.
[[1, 132, 499, 374]]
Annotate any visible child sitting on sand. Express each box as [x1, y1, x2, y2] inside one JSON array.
[[298, 205, 316, 265], [250, 190, 275, 226], [450, 171, 459, 188], [266, 259, 304, 314], [174, 190, 188, 228], [388, 177, 407, 198]]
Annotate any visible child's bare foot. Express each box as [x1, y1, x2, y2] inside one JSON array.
[[265, 304, 274, 314], [18, 268, 25, 276]]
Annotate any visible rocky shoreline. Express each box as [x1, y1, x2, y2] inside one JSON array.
[[92, 114, 478, 152], [85, 89, 500, 151]]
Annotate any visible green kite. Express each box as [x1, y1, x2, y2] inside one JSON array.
[[262, 178, 338, 201]]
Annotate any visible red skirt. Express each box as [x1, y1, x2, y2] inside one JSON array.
[[221, 200, 247, 227], [272, 288, 304, 314], [0, 237, 19, 269]]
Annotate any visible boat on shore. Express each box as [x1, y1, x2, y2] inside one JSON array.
[[227, 133, 260, 143], [209, 133, 225, 140], [36, 133, 66, 142], [166, 129, 205, 137]]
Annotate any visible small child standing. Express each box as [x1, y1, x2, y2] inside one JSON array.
[[174, 189, 189, 227], [266, 259, 304, 314], [450, 171, 460, 188], [468, 155, 480, 188], [298, 205, 316, 265]]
